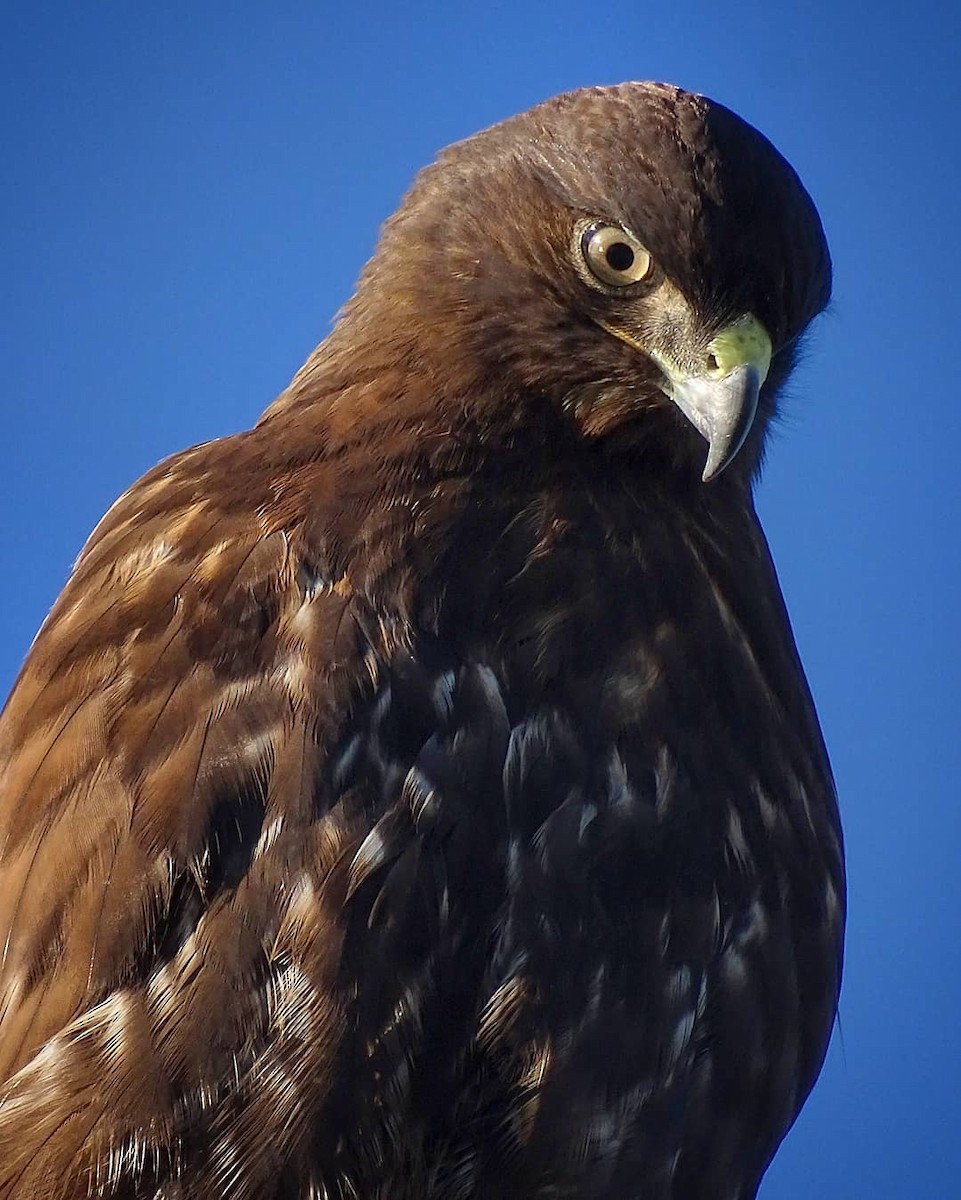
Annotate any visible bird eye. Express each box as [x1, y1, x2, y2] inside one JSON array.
[[580, 222, 653, 288]]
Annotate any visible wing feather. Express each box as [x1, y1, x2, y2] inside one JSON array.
[[0, 447, 361, 1195]]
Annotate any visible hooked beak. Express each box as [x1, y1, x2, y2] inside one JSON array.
[[671, 361, 764, 481], [597, 311, 773, 481], [659, 314, 773, 481]]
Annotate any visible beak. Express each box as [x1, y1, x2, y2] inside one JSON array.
[[671, 362, 764, 481], [661, 314, 773, 481]]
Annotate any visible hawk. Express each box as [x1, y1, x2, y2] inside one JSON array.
[[0, 83, 844, 1199]]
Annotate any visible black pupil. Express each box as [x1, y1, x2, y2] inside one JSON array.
[[605, 241, 635, 272]]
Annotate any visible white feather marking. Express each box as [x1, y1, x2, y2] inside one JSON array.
[[824, 876, 842, 931], [287, 601, 321, 639], [112, 537, 176, 583], [519, 1039, 552, 1091], [473, 663, 506, 708], [722, 945, 749, 992], [668, 1007, 697, 1069], [255, 816, 284, 858], [431, 669, 457, 721], [729, 896, 769, 953], [349, 826, 389, 892], [754, 778, 779, 833], [146, 962, 177, 1012], [664, 965, 697, 1069], [695, 971, 709, 1019], [725, 808, 752, 872], [242, 727, 279, 763], [668, 964, 692, 1002], [403, 764, 439, 826], [790, 771, 821, 840], [99, 988, 136, 1063], [209, 1126, 244, 1194], [363, 650, 381, 689]]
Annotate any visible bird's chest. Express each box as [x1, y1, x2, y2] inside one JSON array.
[[322, 497, 842, 1197], [329, 627, 838, 1198], [335, 497, 835, 976]]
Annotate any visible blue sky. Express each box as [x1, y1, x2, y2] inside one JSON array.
[[2, 3, 959, 1195]]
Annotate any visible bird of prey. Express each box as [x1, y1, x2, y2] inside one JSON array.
[[0, 83, 844, 1199]]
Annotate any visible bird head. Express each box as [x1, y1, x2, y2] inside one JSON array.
[[326, 83, 831, 484]]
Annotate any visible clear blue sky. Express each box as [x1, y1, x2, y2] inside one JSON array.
[[2, 3, 959, 1195]]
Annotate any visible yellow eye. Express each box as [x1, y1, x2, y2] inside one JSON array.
[[580, 222, 653, 288]]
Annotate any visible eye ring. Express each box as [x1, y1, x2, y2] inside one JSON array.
[[579, 222, 654, 288]]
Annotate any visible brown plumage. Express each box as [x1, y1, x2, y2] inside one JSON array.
[[0, 83, 843, 1199]]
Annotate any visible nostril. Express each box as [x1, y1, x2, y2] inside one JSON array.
[[706, 352, 719, 373]]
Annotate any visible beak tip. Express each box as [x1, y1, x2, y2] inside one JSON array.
[[700, 441, 733, 483]]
